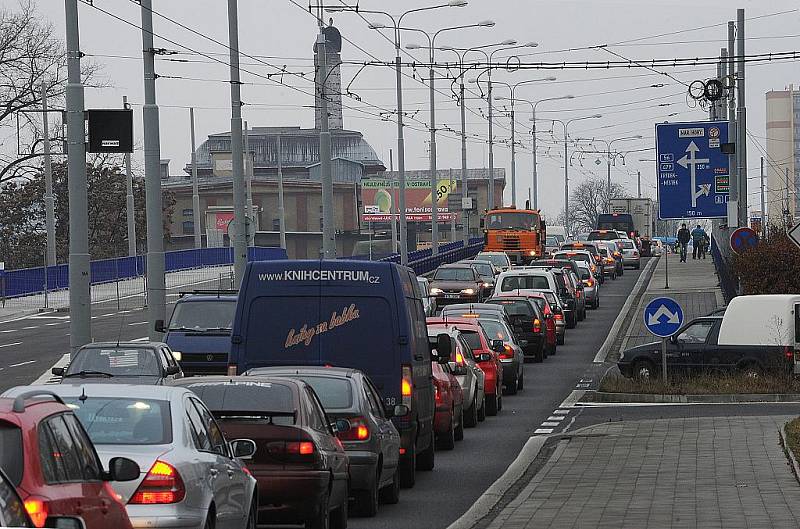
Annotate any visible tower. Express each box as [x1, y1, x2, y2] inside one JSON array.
[[314, 21, 343, 130]]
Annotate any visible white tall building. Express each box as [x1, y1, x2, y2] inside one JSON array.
[[765, 85, 800, 227]]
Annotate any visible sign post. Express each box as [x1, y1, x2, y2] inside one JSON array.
[[643, 297, 684, 383]]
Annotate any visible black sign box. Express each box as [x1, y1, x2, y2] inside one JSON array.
[[87, 109, 133, 153]]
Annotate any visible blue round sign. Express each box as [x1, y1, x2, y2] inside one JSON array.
[[730, 227, 758, 255], [643, 297, 684, 338]]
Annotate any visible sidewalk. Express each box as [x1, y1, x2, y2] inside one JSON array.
[[616, 251, 724, 355], [487, 416, 800, 529]]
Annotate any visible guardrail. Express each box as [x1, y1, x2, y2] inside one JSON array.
[[711, 233, 738, 303]]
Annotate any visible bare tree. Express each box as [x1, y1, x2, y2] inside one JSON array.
[[567, 176, 626, 234], [0, 0, 99, 183]]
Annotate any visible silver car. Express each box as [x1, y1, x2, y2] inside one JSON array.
[[575, 262, 600, 309], [3, 384, 259, 529], [619, 239, 641, 269], [428, 329, 486, 427], [417, 276, 437, 316]]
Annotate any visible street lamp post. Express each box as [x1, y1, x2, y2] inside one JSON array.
[[576, 135, 643, 211], [327, 0, 468, 265]]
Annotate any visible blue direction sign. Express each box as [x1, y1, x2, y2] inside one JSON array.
[[656, 121, 730, 219], [643, 297, 684, 338]]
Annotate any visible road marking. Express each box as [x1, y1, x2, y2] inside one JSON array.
[[8, 360, 35, 368], [22, 326, 38, 330], [553, 409, 570, 415], [547, 416, 564, 422], [0, 330, 15, 333], [127, 321, 148, 326], [557, 390, 586, 409], [0, 342, 22, 349], [533, 428, 554, 435], [45, 322, 61, 326], [131, 336, 149, 342], [541, 422, 562, 427]]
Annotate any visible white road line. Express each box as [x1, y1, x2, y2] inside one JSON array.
[[45, 322, 61, 326], [131, 336, 149, 342], [32, 354, 70, 385], [533, 428, 554, 435], [557, 390, 586, 408], [547, 416, 564, 422], [553, 409, 570, 415], [22, 326, 38, 330], [0, 330, 15, 333], [8, 360, 35, 368], [0, 342, 22, 349], [541, 422, 562, 427], [127, 321, 148, 326]]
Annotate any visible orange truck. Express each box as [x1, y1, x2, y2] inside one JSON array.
[[482, 208, 546, 264]]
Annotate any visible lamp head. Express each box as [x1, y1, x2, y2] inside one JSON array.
[[449, 0, 468, 6], [524, 41, 539, 47], [592, 114, 602, 118], [545, 76, 556, 81], [368, 22, 388, 30], [406, 43, 423, 50], [478, 20, 495, 27], [501, 39, 518, 46]]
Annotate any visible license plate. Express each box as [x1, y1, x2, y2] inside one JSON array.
[[445, 294, 459, 299]]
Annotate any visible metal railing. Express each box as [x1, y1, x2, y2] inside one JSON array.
[[711, 233, 738, 303]]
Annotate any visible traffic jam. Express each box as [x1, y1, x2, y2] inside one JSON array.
[[0, 208, 649, 529]]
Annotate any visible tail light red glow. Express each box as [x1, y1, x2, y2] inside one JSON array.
[[24, 498, 47, 528], [338, 417, 370, 441], [130, 460, 186, 505], [554, 313, 564, 321], [499, 344, 514, 360], [584, 279, 594, 287], [401, 364, 413, 410], [533, 318, 541, 333], [227, 365, 237, 376], [785, 347, 794, 360]]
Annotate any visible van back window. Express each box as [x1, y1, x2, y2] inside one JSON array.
[[500, 276, 549, 291]]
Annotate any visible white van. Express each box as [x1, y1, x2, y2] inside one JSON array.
[[718, 294, 800, 348], [493, 269, 558, 297]]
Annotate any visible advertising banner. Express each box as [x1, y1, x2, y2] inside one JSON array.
[[361, 178, 458, 222]]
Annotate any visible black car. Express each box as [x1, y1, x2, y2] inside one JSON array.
[[54, 342, 183, 384], [485, 297, 548, 363]]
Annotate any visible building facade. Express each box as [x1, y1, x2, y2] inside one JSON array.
[[765, 86, 800, 226]]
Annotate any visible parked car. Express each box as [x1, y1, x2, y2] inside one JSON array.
[[575, 263, 600, 309], [54, 342, 182, 385], [0, 389, 141, 529], [430, 361, 465, 450], [427, 317, 503, 416], [228, 260, 437, 489], [173, 376, 345, 528], [426, 328, 486, 427], [240, 366, 403, 516], [618, 239, 641, 269], [485, 297, 548, 363], [417, 276, 437, 317], [476, 252, 512, 272], [478, 319, 526, 394], [429, 264, 486, 305]]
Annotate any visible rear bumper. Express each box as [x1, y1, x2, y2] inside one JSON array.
[[252, 470, 330, 523], [434, 407, 453, 434], [126, 505, 206, 529]]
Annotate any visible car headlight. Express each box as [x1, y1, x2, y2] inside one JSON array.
[[430, 288, 443, 295], [461, 288, 475, 295], [528, 250, 537, 256], [171, 351, 182, 362], [482, 282, 492, 288]]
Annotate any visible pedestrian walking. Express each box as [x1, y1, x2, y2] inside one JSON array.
[[691, 224, 706, 259], [677, 223, 690, 263], [701, 233, 710, 259]]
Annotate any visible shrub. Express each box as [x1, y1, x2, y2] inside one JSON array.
[[731, 231, 800, 295]]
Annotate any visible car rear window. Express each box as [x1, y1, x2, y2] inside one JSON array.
[[578, 268, 591, 280], [500, 275, 549, 291], [64, 397, 172, 445], [621, 241, 635, 249], [458, 331, 483, 350], [556, 253, 590, 263], [434, 268, 475, 281], [479, 320, 510, 342], [0, 422, 23, 486], [488, 300, 533, 317], [66, 347, 160, 377], [183, 381, 297, 425], [292, 376, 353, 410]]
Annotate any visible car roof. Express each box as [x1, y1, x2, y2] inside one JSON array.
[[2, 383, 189, 401], [178, 294, 237, 302], [243, 366, 361, 378], [80, 341, 167, 349], [0, 394, 71, 423], [437, 263, 474, 269], [442, 303, 504, 311], [427, 317, 482, 327]]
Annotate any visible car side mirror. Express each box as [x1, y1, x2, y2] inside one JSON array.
[[476, 353, 492, 362], [51, 367, 65, 376], [154, 319, 166, 333], [230, 439, 257, 459], [45, 517, 86, 529], [107, 457, 140, 482], [490, 339, 505, 353], [165, 365, 181, 376], [333, 419, 351, 434], [436, 333, 452, 362], [386, 404, 409, 418]]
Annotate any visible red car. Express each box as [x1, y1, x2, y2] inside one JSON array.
[[431, 361, 464, 450], [497, 291, 559, 356], [0, 390, 140, 529], [427, 318, 503, 416]]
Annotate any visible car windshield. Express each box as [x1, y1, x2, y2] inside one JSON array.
[[0, 422, 23, 486], [578, 268, 591, 280], [546, 236, 559, 246], [479, 320, 512, 342], [434, 268, 474, 281], [293, 376, 353, 410], [467, 262, 494, 277], [479, 253, 510, 267], [182, 381, 297, 425], [486, 212, 540, 231], [500, 275, 550, 291], [64, 397, 172, 445], [65, 347, 161, 377], [488, 299, 533, 317], [168, 299, 236, 331]]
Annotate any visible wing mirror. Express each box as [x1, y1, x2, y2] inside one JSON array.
[[45, 517, 86, 529], [165, 365, 181, 376], [449, 361, 468, 376], [476, 352, 492, 362], [333, 419, 351, 434], [386, 404, 410, 418], [436, 333, 452, 363], [154, 319, 166, 333], [490, 339, 505, 353], [51, 367, 65, 376], [230, 439, 257, 459], [106, 457, 140, 482]]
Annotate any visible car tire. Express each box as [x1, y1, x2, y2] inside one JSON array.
[[505, 375, 518, 395], [330, 497, 347, 529], [398, 448, 416, 488], [416, 431, 435, 470], [517, 371, 524, 391], [535, 346, 545, 363], [354, 473, 379, 517], [454, 407, 465, 440], [612, 272, 617, 280], [635, 263, 641, 270], [567, 314, 577, 329], [632, 359, 656, 380], [379, 469, 401, 504], [464, 396, 478, 428], [307, 502, 329, 529], [557, 334, 565, 345], [246, 497, 257, 529], [436, 412, 456, 450], [477, 398, 486, 422], [203, 508, 216, 529], [485, 393, 498, 416]]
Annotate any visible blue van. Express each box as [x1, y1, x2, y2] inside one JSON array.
[[229, 260, 446, 488]]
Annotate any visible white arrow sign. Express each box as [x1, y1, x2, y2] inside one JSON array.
[[648, 305, 681, 326], [677, 141, 710, 208], [694, 183, 711, 203], [789, 221, 800, 251]]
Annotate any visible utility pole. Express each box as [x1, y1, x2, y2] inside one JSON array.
[[227, 0, 248, 280], [244, 121, 255, 246], [276, 134, 287, 249], [460, 81, 469, 244], [389, 149, 397, 251], [531, 110, 538, 210], [428, 49, 439, 255], [395, 44, 409, 265], [564, 134, 569, 233], [124, 96, 137, 256], [736, 8, 748, 227], [318, 29, 335, 258], [488, 78, 495, 210], [510, 105, 516, 207], [189, 107, 201, 249], [65, 0, 90, 351], [140, 0, 166, 338], [760, 156, 766, 229], [606, 145, 612, 212], [41, 83, 56, 267], [727, 20, 739, 227], [637, 170, 642, 198]]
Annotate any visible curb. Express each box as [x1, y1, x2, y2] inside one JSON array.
[[779, 422, 800, 484], [446, 435, 546, 529], [593, 256, 660, 363], [580, 391, 800, 404]]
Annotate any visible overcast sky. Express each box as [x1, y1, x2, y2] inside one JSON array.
[[24, 0, 800, 220]]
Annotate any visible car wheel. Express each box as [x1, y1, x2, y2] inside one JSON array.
[[612, 272, 617, 281], [354, 470, 380, 517], [330, 497, 347, 529], [635, 263, 641, 270], [379, 469, 401, 504], [557, 334, 565, 345], [485, 393, 498, 416], [632, 359, 656, 381], [517, 371, 524, 391], [398, 448, 416, 488], [436, 411, 456, 450], [464, 396, 478, 428], [203, 508, 216, 529], [416, 430, 435, 470], [477, 398, 486, 422], [505, 375, 518, 395], [497, 393, 503, 411], [454, 407, 465, 440], [535, 346, 544, 363], [307, 501, 329, 529], [567, 314, 577, 329], [245, 497, 257, 529]]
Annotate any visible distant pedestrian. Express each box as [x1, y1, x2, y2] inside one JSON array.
[[691, 224, 706, 259], [677, 223, 690, 263], [700, 233, 710, 259]]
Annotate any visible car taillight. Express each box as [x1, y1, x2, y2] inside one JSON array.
[[227, 365, 237, 376], [401, 364, 413, 409], [455, 351, 465, 364], [584, 279, 594, 287], [554, 313, 564, 321], [434, 382, 442, 404], [338, 417, 370, 441], [266, 441, 317, 462], [785, 346, 794, 360], [533, 318, 541, 333], [499, 344, 514, 360], [24, 497, 48, 528], [130, 460, 186, 505]]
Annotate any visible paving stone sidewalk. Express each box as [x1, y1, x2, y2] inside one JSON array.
[[487, 416, 800, 529]]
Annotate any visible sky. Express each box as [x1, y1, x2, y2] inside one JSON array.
[[17, 0, 800, 221]]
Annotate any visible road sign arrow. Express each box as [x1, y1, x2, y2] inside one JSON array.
[[648, 305, 681, 326], [789, 221, 800, 251], [693, 183, 711, 202]]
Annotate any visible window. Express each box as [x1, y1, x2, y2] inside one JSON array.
[[182, 221, 194, 235], [191, 399, 228, 456], [500, 275, 550, 291], [62, 415, 101, 481], [168, 300, 236, 331], [459, 330, 483, 350], [0, 473, 28, 528], [38, 415, 84, 483], [272, 218, 280, 231], [185, 398, 212, 451], [183, 208, 194, 217], [66, 347, 162, 377], [677, 321, 715, 344], [305, 389, 331, 434], [364, 380, 385, 418], [489, 300, 533, 317], [295, 377, 353, 410], [0, 422, 23, 486], [433, 268, 475, 281], [64, 397, 172, 445]]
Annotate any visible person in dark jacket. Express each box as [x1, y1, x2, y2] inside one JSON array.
[[677, 223, 691, 262]]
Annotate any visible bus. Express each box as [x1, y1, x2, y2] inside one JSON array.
[[482, 208, 546, 264]]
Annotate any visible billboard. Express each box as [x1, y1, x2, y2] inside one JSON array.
[[361, 178, 457, 222]]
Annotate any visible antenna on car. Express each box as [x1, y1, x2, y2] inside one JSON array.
[[78, 387, 87, 402]]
